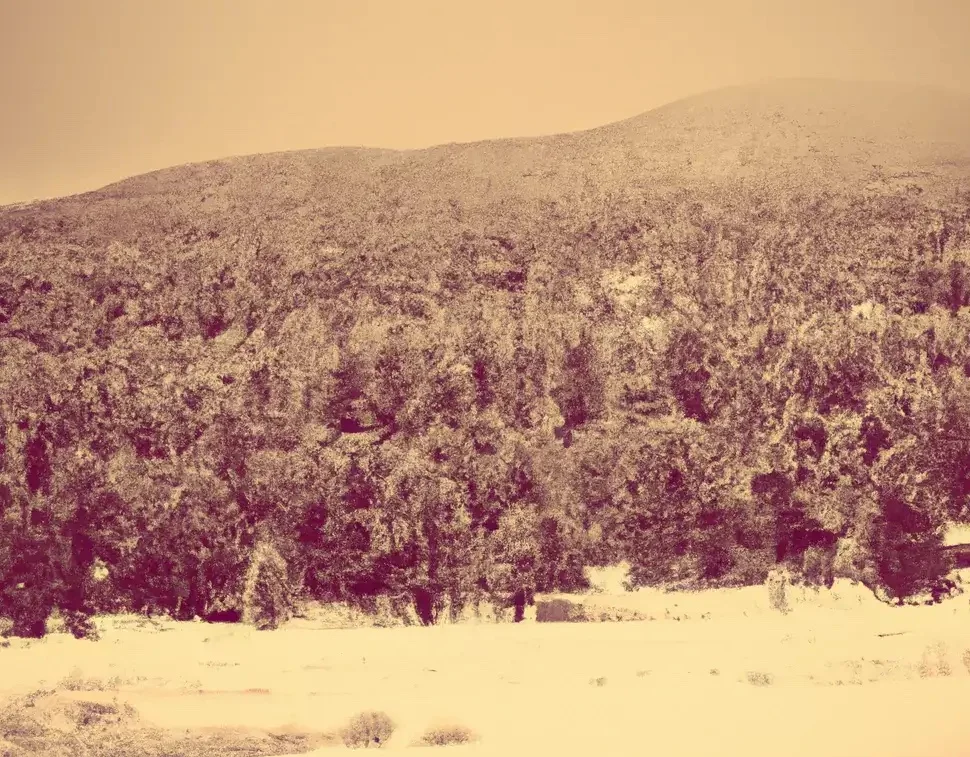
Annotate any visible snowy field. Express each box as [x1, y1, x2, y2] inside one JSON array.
[[3, 578, 970, 756]]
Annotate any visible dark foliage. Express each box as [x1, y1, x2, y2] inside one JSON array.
[[2, 88, 970, 631]]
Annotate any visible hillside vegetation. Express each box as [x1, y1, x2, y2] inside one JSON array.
[[2, 79, 970, 634]]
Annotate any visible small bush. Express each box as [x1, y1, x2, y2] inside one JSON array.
[[63, 611, 99, 641], [730, 547, 773, 586], [746, 671, 773, 686], [801, 547, 835, 588], [242, 539, 294, 631], [535, 598, 589, 623], [340, 710, 395, 749], [72, 700, 138, 729], [4, 603, 51, 639], [869, 497, 950, 602], [589, 676, 607, 687], [961, 648, 970, 674], [413, 724, 479, 747]]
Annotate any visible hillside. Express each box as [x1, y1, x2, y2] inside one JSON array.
[[2, 78, 970, 635], [3, 78, 970, 246]]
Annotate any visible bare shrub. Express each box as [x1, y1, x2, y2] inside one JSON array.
[[766, 568, 790, 614], [340, 710, 395, 749], [0, 688, 336, 756], [918, 641, 951, 678], [58, 669, 108, 692], [0, 688, 139, 749], [413, 724, 479, 747]]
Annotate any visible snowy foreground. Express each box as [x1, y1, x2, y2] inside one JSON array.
[[3, 579, 970, 756]]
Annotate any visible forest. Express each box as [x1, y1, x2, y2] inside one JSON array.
[[2, 178, 970, 636]]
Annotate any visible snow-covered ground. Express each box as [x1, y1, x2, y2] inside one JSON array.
[[3, 579, 970, 755]]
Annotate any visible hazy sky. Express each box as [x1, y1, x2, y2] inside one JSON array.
[[1, 0, 969, 205]]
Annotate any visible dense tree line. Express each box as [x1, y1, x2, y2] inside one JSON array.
[[2, 183, 970, 635]]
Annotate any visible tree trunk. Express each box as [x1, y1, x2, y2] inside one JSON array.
[[513, 588, 526, 623], [413, 587, 435, 626]]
